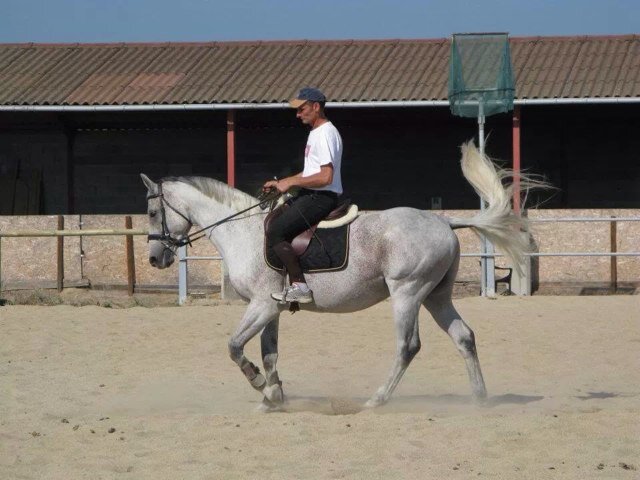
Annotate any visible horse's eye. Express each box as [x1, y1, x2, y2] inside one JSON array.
[[149, 211, 157, 218]]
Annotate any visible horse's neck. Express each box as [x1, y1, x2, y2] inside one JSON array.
[[187, 188, 263, 261]]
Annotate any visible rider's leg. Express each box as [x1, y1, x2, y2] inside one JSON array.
[[272, 241, 305, 284], [266, 191, 338, 288]]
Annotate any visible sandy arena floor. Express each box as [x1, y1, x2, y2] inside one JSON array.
[[1, 296, 638, 479]]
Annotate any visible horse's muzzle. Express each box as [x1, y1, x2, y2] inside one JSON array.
[[149, 247, 175, 269]]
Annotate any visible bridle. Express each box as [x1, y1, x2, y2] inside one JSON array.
[[146, 182, 193, 249], [146, 181, 280, 252]]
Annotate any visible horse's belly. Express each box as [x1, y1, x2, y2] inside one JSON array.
[[307, 275, 389, 313]]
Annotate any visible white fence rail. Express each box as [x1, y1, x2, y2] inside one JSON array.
[[1, 216, 638, 301], [461, 216, 640, 295]]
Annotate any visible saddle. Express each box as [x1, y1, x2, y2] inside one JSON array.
[[264, 200, 359, 273]]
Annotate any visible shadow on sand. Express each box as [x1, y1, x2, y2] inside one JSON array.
[[575, 391, 624, 400], [277, 392, 544, 415]]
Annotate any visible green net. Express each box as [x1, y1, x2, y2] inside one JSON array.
[[448, 33, 515, 118]]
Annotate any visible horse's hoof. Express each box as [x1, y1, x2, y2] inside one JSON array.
[[363, 397, 385, 409], [264, 384, 284, 404], [256, 398, 285, 413], [473, 392, 489, 406]]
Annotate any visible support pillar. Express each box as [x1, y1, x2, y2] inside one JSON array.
[[512, 105, 521, 214], [224, 110, 241, 300], [511, 105, 531, 295], [226, 110, 236, 187]]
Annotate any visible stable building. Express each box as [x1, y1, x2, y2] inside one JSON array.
[[0, 35, 639, 215]]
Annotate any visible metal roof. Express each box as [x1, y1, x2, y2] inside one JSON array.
[[0, 35, 638, 107]]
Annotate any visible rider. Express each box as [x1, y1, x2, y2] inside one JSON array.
[[263, 87, 343, 304]]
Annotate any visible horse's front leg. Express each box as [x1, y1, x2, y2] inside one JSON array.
[[228, 301, 279, 397], [258, 317, 285, 411]]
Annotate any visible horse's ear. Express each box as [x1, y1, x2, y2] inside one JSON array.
[[140, 173, 156, 192]]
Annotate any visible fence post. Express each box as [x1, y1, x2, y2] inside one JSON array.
[[486, 243, 496, 297], [610, 218, 617, 292], [125, 216, 136, 296], [178, 245, 188, 305], [57, 215, 64, 292]]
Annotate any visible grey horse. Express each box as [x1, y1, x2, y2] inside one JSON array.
[[141, 141, 533, 410]]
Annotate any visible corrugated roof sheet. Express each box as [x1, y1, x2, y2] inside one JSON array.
[[0, 35, 638, 106]]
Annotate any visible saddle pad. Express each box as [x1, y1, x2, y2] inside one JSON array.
[[265, 224, 350, 273]]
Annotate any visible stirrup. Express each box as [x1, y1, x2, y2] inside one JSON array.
[[271, 288, 289, 305]]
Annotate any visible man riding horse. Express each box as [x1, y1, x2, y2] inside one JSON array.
[[263, 87, 343, 305]]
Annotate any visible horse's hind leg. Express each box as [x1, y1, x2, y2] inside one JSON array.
[[423, 291, 487, 402], [258, 317, 285, 410], [365, 291, 422, 408]]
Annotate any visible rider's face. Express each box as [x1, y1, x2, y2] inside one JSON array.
[[296, 101, 320, 125]]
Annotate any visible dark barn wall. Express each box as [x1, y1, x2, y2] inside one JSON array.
[[332, 107, 510, 210], [234, 106, 511, 210], [0, 104, 638, 214], [0, 114, 69, 214], [73, 127, 227, 213], [520, 104, 640, 208], [0, 111, 228, 214]]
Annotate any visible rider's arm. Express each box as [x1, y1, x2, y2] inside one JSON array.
[[283, 165, 333, 190], [263, 166, 333, 193]]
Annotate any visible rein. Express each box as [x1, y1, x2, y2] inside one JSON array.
[[147, 182, 280, 250]]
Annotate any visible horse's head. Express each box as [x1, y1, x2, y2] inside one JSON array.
[[141, 173, 193, 269]]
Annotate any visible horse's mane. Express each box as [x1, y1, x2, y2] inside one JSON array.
[[162, 176, 257, 211]]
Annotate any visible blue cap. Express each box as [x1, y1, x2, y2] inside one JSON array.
[[289, 87, 326, 108]]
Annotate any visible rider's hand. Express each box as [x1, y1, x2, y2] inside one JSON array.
[[262, 180, 278, 192], [263, 179, 290, 193]]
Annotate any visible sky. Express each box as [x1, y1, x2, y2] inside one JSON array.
[[1, 0, 638, 44]]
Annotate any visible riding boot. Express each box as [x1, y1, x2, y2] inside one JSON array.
[[272, 241, 305, 284]]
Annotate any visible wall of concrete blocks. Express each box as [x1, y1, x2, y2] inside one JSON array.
[[0, 215, 221, 292], [1, 209, 638, 294]]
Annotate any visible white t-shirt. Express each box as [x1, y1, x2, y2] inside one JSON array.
[[301, 121, 343, 195]]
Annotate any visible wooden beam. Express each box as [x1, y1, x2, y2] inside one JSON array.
[[226, 110, 236, 187], [512, 105, 521, 214], [125, 216, 136, 296]]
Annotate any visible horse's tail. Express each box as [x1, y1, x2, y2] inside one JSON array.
[[448, 141, 547, 275]]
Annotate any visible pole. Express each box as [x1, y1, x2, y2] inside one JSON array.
[[610, 218, 617, 292], [125, 216, 136, 296], [227, 110, 236, 187], [512, 105, 521, 215], [57, 215, 64, 292], [0, 229, 148, 237], [178, 245, 188, 305], [478, 104, 495, 296]]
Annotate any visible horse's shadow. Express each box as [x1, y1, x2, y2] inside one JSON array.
[[276, 393, 544, 415]]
